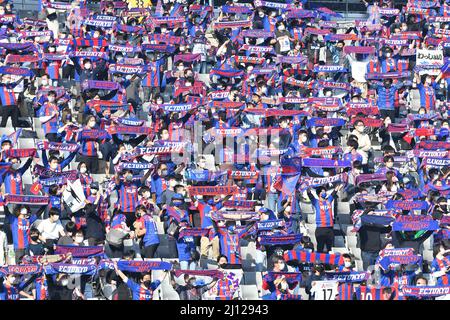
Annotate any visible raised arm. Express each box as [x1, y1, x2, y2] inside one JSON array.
[[113, 260, 128, 283]]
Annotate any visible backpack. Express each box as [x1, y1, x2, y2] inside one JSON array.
[[106, 229, 127, 247]]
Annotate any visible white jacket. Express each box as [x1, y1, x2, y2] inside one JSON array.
[[0, 231, 7, 266]]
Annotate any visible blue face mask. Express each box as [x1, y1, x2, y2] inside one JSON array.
[[207, 199, 215, 206], [320, 191, 327, 198]]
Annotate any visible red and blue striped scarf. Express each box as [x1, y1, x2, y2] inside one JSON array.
[[284, 249, 344, 265]]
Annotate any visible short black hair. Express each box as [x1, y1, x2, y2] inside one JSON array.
[[65, 221, 77, 234], [49, 207, 60, 217], [217, 255, 228, 263], [347, 139, 359, 150]]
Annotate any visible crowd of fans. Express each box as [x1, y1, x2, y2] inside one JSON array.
[[0, 0, 448, 301]]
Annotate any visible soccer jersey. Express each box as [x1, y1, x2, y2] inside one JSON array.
[[126, 279, 161, 301]]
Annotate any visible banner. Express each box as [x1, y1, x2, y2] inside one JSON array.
[[222, 200, 256, 210], [99, 259, 172, 271], [422, 157, 450, 167], [284, 250, 344, 265], [211, 211, 259, 221], [0, 264, 42, 276], [325, 272, 370, 283], [378, 255, 423, 270], [385, 200, 429, 211], [402, 286, 450, 297], [392, 215, 440, 231], [173, 270, 223, 278], [298, 173, 347, 191], [306, 118, 346, 127], [55, 245, 104, 258], [0, 66, 33, 77], [259, 234, 303, 246], [188, 186, 239, 196], [301, 158, 351, 168], [36, 141, 79, 153], [4, 195, 49, 205], [43, 263, 98, 275], [416, 49, 444, 67]]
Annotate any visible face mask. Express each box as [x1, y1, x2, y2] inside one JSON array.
[[198, 162, 206, 169], [84, 63, 92, 70], [30, 235, 39, 241], [143, 280, 151, 288], [219, 263, 227, 269], [426, 79, 432, 85], [278, 262, 285, 270], [61, 279, 69, 286], [278, 25, 285, 31], [11, 163, 20, 170], [20, 208, 27, 215], [9, 277, 16, 284], [344, 261, 352, 268], [41, 80, 49, 86], [91, 189, 98, 195], [385, 53, 391, 58], [75, 236, 84, 243], [48, 97, 55, 103], [169, 180, 177, 188], [320, 191, 327, 198], [258, 12, 264, 17], [160, 170, 168, 176], [126, 175, 133, 182], [80, 167, 87, 174]]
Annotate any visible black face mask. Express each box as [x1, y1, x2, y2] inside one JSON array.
[[143, 280, 152, 289], [219, 263, 227, 269], [30, 235, 39, 242]]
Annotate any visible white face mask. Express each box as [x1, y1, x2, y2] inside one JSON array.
[[169, 180, 177, 188], [41, 80, 49, 86], [280, 282, 288, 290], [48, 97, 55, 103], [9, 277, 16, 283], [20, 208, 27, 215], [344, 261, 352, 268], [258, 12, 264, 17], [80, 167, 87, 174], [75, 236, 84, 243], [61, 279, 69, 286], [84, 63, 92, 70]]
